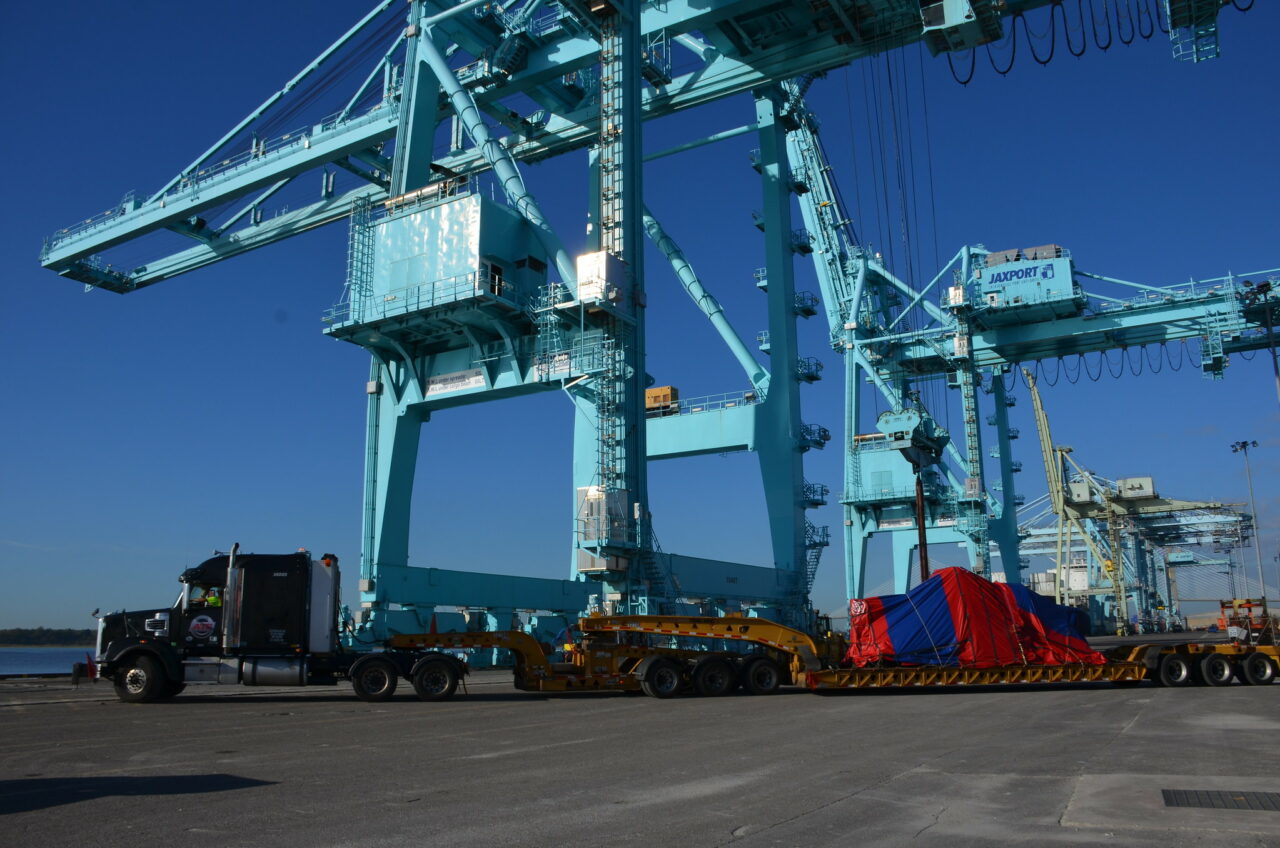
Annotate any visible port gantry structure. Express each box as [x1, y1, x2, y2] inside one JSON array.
[[39, 0, 1266, 637], [1017, 491, 1251, 633], [785, 78, 1277, 604], [1019, 367, 1248, 632]]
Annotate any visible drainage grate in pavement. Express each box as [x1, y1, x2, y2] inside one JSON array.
[[1162, 790, 1280, 812]]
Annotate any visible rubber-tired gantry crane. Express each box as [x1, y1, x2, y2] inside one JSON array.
[[40, 0, 1264, 639]]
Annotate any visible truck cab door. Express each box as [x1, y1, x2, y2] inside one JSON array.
[[181, 584, 224, 654]]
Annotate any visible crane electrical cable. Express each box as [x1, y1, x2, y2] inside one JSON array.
[[946, 0, 1254, 82]]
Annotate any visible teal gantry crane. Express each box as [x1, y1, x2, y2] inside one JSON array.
[[39, 0, 1263, 638]]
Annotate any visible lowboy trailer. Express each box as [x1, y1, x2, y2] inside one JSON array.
[[361, 615, 1279, 701]]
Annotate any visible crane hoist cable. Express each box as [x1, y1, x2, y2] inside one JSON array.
[[841, 67, 869, 249], [865, 60, 894, 270], [914, 45, 941, 273], [883, 52, 915, 288]]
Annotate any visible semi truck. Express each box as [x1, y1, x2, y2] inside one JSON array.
[[84, 546, 379, 702], [79, 548, 1279, 703]]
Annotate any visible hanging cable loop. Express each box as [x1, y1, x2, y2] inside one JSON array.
[[986, 17, 1019, 75], [1090, 0, 1113, 50], [947, 48, 977, 85], [1136, 0, 1155, 40], [1022, 11, 1058, 65], [1084, 352, 1104, 382], [1063, 0, 1088, 57], [1105, 348, 1124, 379], [1116, 0, 1137, 46], [1125, 345, 1143, 376]]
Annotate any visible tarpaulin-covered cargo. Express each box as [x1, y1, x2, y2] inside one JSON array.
[[846, 567, 1105, 668]]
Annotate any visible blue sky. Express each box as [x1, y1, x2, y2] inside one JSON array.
[[2, 2, 1276, 628]]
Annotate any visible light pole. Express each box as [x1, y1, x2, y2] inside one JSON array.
[[1230, 440, 1267, 607]]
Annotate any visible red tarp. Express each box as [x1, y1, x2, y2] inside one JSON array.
[[846, 567, 1106, 668]]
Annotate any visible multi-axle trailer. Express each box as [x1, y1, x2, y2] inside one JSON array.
[[376, 614, 1279, 702]]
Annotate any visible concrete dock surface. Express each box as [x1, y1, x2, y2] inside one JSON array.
[[1, 670, 1277, 847]]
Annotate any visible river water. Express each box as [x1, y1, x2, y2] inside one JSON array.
[[0, 646, 94, 675]]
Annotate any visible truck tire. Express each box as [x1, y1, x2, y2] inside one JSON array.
[[159, 680, 187, 699], [1199, 653, 1235, 687], [1157, 653, 1194, 687], [113, 654, 166, 703], [411, 659, 458, 701], [692, 658, 736, 697], [1240, 653, 1277, 686], [742, 657, 782, 695], [641, 659, 683, 699], [351, 658, 399, 702]]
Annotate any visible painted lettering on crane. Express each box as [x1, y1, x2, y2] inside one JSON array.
[[425, 368, 487, 397], [988, 264, 1055, 286]]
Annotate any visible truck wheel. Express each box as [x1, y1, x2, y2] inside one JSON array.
[[351, 658, 399, 702], [692, 658, 736, 697], [1240, 653, 1277, 686], [641, 659, 683, 699], [1157, 654, 1194, 687], [113, 655, 166, 703], [159, 680, 187, 699], [1199, 653, 1235, 687], [411, 659, 458, 701], [742, 657, 782, 695]]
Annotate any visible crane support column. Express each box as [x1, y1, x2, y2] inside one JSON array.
[[947, 248, 990, 576], [569, 0, 654, 613], [988, 370, 1022, 582], [361, 372, 426, 582], [754, 89, 814, 619]]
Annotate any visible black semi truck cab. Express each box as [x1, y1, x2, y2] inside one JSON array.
[[90, 547, 348, 701]]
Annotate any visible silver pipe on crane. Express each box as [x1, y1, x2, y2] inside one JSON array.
[[418, 18, 576, 287], [642, 206, 769, 393]]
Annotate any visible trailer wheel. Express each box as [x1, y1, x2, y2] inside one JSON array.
[[1199, 653, 1235, 687], [1156, 653, 1194, 687], [411, 659, 459, 701], [641, 660, 683, 699], [742, 657, 782, 695], [351, 658, 399, 702], [1240, 653, 1277, 686], [113, 654, 166, 703], [692, 658, 736, 697]]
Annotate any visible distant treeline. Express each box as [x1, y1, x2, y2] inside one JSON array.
[[0, 628, 95, 646]]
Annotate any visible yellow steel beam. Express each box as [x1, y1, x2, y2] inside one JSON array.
[[578, 614, 824, 670]]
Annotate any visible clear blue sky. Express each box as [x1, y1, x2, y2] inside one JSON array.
[[2, 2, 1276, 628]]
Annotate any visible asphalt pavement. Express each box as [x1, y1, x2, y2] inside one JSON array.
[[1, 671, 1277, 847]]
